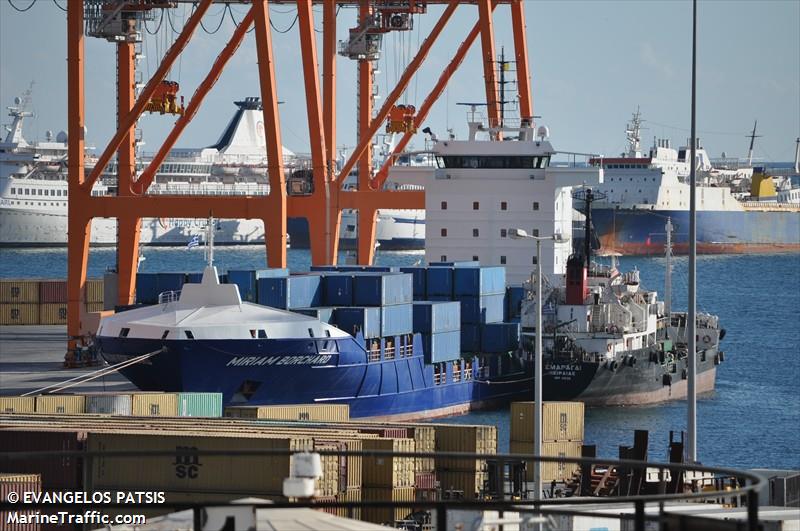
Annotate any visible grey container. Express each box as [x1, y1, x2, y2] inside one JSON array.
[[353, 273, 413, 306], [85, 394, 132, 415], [422, 330, 461, 364], [413, 301, 460, 333], [381, 303, 413, 337]]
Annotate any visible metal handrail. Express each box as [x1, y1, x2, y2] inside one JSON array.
[[0, 446, 766, 530]]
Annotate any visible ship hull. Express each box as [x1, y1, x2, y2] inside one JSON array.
[[592, 208, 800, 255], [543, 346, 720, 406], [96, 334, 531, 420], [0, 205, 425, 250], [287, 214, 425, 251]]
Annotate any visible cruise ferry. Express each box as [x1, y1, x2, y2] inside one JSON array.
[[590, 109, 800, 255], [0, 93, 424, 249]]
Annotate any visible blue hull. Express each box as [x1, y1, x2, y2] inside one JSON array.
[[287, 218, 425, 251], [97, 333, 532, 420], [592, 208, 800, 255]]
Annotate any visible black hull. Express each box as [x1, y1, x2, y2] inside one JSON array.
[[543, 346, 721, 406]]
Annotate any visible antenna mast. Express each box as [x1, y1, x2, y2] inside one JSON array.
[[746, 120, 761, 166]]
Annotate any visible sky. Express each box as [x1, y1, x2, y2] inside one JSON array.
[[1, 0, 798, 164]]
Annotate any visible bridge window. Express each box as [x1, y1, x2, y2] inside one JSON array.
[[440, 255, 447, 261], [472, 228, 479, 237], [441, 228, 448, 237], [500, 256, 506, 265], [185, 330, 194, 339], [441, 201, 447, 210], [119, 327, 130, 338], [258, 329, 267, 339], [10, 188, 15, 194], [472, 255, 479, 261], [161, 330, 169, 339], [500, 201, 507, 210], [532, 202, 539, 211], [500, 229, 507, 238], [473, 201, 479, 210]]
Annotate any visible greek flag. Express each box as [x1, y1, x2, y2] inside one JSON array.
[[187, 235, 201, 248]]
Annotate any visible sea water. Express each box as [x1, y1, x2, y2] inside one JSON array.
[[0, 246, 797, 470]]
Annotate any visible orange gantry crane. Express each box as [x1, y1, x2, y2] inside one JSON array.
[[64, 0, 534, 359]]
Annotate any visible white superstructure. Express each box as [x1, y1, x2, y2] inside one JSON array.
[[424, 120, 602, 285]]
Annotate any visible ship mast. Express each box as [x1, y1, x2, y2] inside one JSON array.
[[664, 217, 673, 318], [746, 120, 761, 166], [688, 0, 698, 463]]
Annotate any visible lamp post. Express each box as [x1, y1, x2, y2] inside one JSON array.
[[508, 228, 568, 501]]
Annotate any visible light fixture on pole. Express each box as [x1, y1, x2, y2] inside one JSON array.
[[508, 227, 569, 501]]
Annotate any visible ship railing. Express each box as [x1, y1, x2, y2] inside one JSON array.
[[552, 150, 601, 168], [452, 364, 462, 383], [367, 346, 381, 363], [158, 290, 181, 304], [464, 366, 473, 381], [384, 344, 396, 360]]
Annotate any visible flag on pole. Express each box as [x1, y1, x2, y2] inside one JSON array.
[[187, 235, 201, 248]]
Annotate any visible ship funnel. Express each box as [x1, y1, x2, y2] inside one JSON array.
[[209, 98, 294, 160], [566, 254, 588, 305]]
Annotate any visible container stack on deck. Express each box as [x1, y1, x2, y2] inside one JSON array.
[[509, 401, 585, 484]]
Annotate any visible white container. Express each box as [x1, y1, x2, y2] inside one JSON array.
[[85, 394, 132, 415]]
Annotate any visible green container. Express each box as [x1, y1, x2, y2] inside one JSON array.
[[177, 393, 223, 417]]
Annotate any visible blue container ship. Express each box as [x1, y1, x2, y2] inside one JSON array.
[[95, 263, 531, 420]]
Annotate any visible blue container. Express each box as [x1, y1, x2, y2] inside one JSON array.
[[257, 275, 321, 309], [333, 307, 381, 338], [480, 322, 521, 353], [460, 323, 481, 352], [186, 272, 204, 284], [453, 266, 506, 296], [413, 301, 460, 333], [426, 267, 453, 297], [422, 330, 461, 364], [429, 261, 480, 268], [323, 274, 355, 306], [136, 273, 186, 304], [228, 269, 289, 303], [310, 266, 339, 272], [353, 273, 413, 306], [399, 267, 427, 299], [505, 286, 526, 321], [426, 295, 452, 302], [135, 273, 160, 304], [293, 307, 336, 323], [458, 293, 505, 324], [380, 303, 413, 337]]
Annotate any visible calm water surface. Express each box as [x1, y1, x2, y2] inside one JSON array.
[[1, 246, 797, 470]]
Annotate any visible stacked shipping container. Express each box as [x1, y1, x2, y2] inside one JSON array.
[[509, 401, 585, 483], [0, 278, 104, 325]]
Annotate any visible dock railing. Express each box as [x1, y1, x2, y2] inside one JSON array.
[[0, 447, 766, 531]]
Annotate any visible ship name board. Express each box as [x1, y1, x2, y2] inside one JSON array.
[[545, 362, 581, 381], [227, 354, 332, 367]]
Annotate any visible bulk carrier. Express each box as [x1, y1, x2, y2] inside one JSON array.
[[95, 117, 724, 417]]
